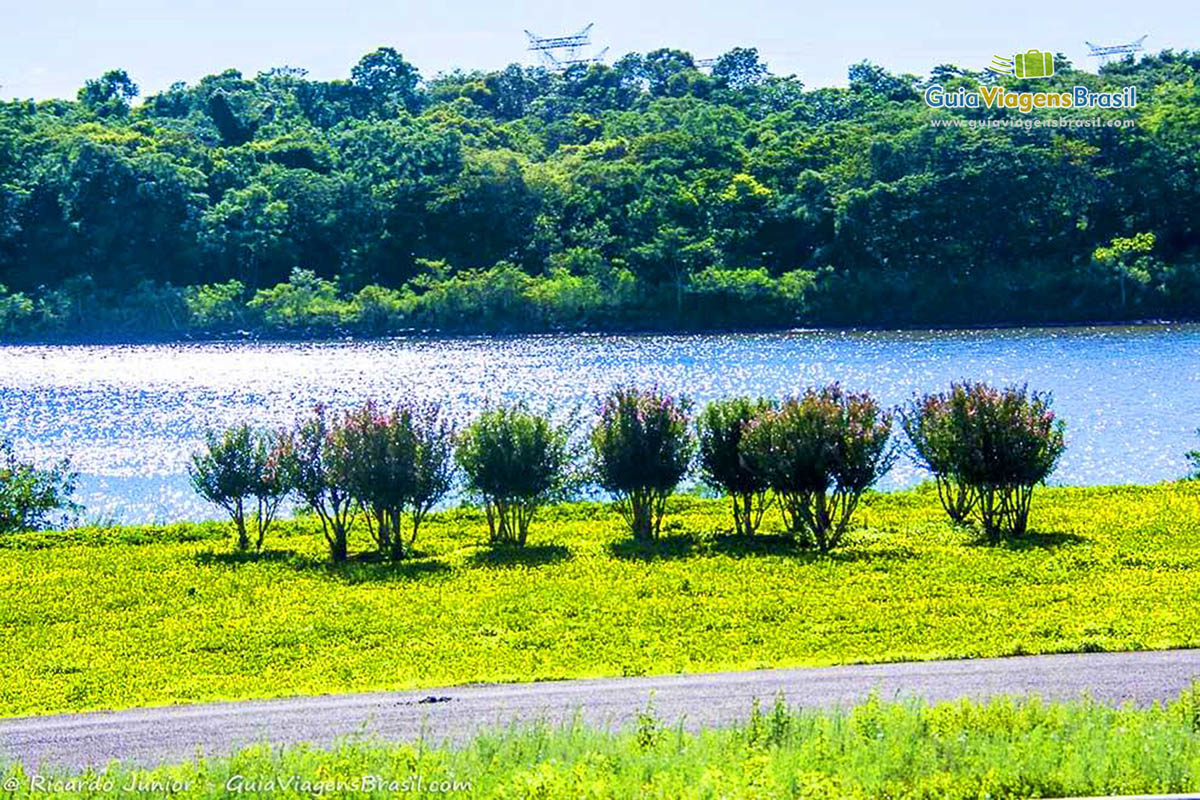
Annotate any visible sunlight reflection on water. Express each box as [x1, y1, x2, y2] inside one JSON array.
[[2, 325, 1198, 523]]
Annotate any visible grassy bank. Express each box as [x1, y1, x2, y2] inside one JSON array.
[[2, 484, 1199, 717], [6, 690, 1200, 798]]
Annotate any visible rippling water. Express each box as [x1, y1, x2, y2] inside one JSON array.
[[2, 325, 1198, 523]]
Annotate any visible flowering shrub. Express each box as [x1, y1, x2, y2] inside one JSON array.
[[0, 439, 79, 534], [189, 425, 289, 551], [591, 387, 695, 541], [456, 404, 575, 546], [337, 399, 455, 560], [904, 383, 1065, 541], [742, 385, 894, 552], [901, 393, 976, 523], [184, 384, 1067, 557], [696, 397, 774, 536], [408, 403, 457, 549], [279, 406, 355, 562]]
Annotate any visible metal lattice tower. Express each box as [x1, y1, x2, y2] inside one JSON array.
[[524, 24, 608, 71], [1085, 35, 1148, 65]]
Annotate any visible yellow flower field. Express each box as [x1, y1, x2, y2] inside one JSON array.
[[1, 483, 1198, 717]]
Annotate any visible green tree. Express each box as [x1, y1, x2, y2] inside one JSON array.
[[0, 440, 79, 534], [1092, 232, 1160, 310], [78, 69, 138, 116], [201, 185, 289, 288], [712, 47, 769, 90], [189, 426, 289, 552], [351, 47, 422, 113], [457, 405, 575, 546]]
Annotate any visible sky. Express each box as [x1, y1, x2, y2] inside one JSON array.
[[1, 0, 1196, 101]]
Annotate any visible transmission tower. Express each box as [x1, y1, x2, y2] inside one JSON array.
[[524, 24, 608, 71], [1085, 35, 1147, 65]]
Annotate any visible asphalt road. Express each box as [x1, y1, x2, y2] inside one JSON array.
[[3, 649, 1199, 770]]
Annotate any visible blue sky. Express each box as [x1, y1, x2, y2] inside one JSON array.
[[1, 0, 1195, 101]]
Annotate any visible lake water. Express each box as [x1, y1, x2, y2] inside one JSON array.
[[2, 325, 1199, 524]]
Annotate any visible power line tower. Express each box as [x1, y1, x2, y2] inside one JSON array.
[[1085, 35, 1148, 66], [524, 24, 608, 71]]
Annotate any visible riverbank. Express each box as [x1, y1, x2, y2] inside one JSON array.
[[2, 484, 1198, 718], [0, 316, 1194, 348]]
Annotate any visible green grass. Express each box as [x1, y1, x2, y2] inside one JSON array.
[[2, 483, 1199, 717], [6, 689, 1200, 798]]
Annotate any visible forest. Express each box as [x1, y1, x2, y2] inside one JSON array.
[[0, 46, 1197, 338]]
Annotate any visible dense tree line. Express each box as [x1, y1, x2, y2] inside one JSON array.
[[0, 46, 1197, 338]]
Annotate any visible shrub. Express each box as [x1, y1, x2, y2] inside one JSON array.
[[412, 262, 535, 332], [185, 280, 246, 330], [189, 425, 290, 551], [406, 403, 456, 552], [347, 284, 416, 335], [696, 397, 774, 536], [591, 386, 695, 541], [337, 403, 400, 558], [338, 399, 455, 560], [961, 384, 1065, 540], [901, 393, 976, 523], [457, 405, 575, 546], [0, 439, 80, 534], [906, 383, 1066, 541], [279, 406, 356, 562], [116, 280, 190, 333], [742, 385, 894, 552], [0, 285, 37, 338], [545, 248, 642, 323], [685, 267, 815, 327], [34, 274, 99, 333], [248, 268, 349, 332], [525, 267, 605, 327]]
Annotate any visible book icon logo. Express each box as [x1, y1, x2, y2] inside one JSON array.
[[989, 50, 1056, 79]]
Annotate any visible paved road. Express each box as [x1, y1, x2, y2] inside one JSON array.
[[2, 650, 1199, 770]]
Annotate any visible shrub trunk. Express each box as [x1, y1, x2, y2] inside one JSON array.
[[936, 476, 976, 524], [485, 499, 535, 547], [621, 488, 668, 541], [232, 502, 250, 551], [731, 491, 768, 537]]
